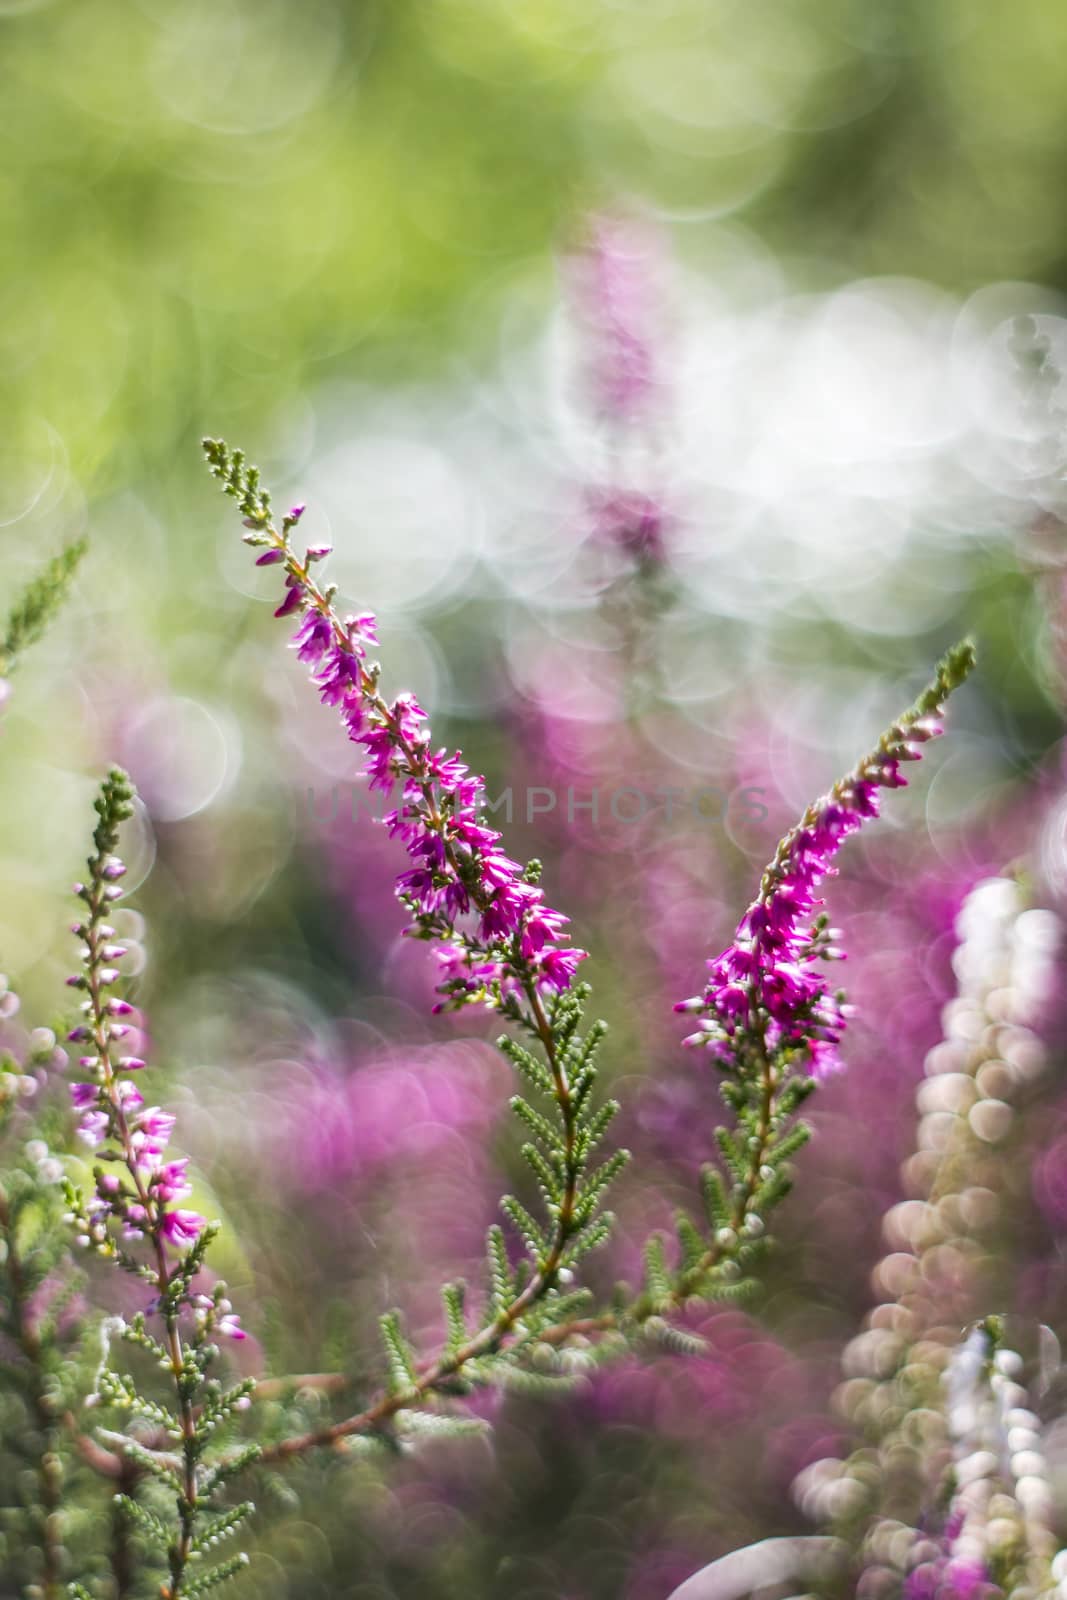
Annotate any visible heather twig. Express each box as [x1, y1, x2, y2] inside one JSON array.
[[62, 770, 253, 1599], [0, 537, 87, 685]]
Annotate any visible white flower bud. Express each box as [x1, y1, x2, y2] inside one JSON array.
[[969, 1099, 1012, 1142]]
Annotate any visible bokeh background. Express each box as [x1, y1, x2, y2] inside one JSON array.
[[5, 1, 1067, 1595]]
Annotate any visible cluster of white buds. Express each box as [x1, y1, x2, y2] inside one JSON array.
[[984, 1342, 1060, 1599], [938, 1328, 1011, 1593], [913, 1327, 1066, 1600], [792, 879, 1062, 1597]]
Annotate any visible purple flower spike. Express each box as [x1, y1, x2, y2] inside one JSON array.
[[679, 643, 976, 1081], [237, 483, 586, 1015]]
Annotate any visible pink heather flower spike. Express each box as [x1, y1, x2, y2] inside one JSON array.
[[565, 212, 678, 579], [568, 211, 662, 425], [677, 641, 976, 1081], [64, 771, 207, 1246], [207, 443, 586, 1018], [62, 766, 253, 1596]]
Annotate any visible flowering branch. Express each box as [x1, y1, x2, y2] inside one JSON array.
[[62, 770, 253, 1599], [204, 440, 976, 1470], [538, 645, 978, 1358], [204, 437, 633, 1453]]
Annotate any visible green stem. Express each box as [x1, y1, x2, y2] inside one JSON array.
[[259, 1041, 783, 1464], [81, 847, 199, 1597]]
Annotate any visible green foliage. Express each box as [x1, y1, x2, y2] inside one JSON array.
[[700, 1167, 730, 1235], [642, 1237, 672, 1311], [485, 1225, 515, 1319], [111, 1435, 182, 1491], [557, 1215, 615, 1273], [96, 1369, 179, 1434], [396, 1410, 488, 1440], [116, 1494, 173, 1552], [498, 1040, 554, 1097], [201, 1445, 262, 1500], [83, 1253, 259, 1600], [499, 985, 628, 1276], [0, 537, 87, 680], [191, 1502, 255, 1556], [641, 1317, 708, 1357], [283, 980, 636, 1442], [379, 1311, 419, 1397], [201, 439, 271, 530], [441, 1282, 469, 1358], [675, 1213, 707, 1275], [183, 1552, 251, 1596], [500, 1194, 550, 1262], [0, 1154, 84, 1596]]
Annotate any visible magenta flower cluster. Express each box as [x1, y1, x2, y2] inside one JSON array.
[[677, 706, 952, 1079], [585, 486, 669, 565], [904, 1525, 989, 1600], [67, 854, 215, 1255], [255, 517, 586, 1010]]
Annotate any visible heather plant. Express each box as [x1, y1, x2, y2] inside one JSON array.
[[0, 435, 1044, 1600], [199, 438, 975, 1446], [5, 5, 1067, 1598]]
